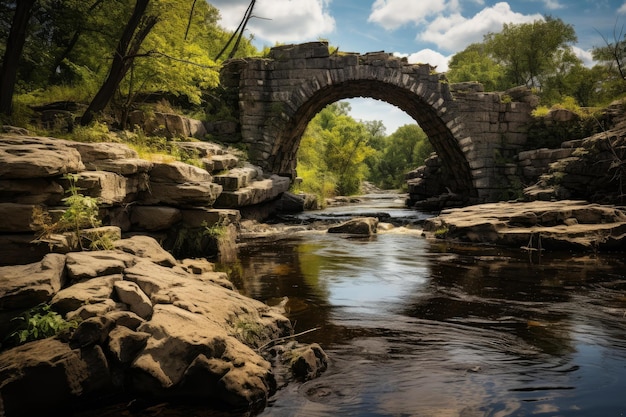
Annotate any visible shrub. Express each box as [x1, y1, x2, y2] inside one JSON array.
[[3, 304, 78, 349]]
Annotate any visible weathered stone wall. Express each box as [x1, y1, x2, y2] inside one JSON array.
[[221, 41, 537, 202]]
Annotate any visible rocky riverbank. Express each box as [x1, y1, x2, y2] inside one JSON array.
[[423, 200, 626, 252], [0, 235, 328, 416]]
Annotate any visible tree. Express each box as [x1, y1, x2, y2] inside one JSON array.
[[296, 102, 376, 197], [369, 124, 432, 189], [0, 0, 36, 117], [447, 43, 509, 91], [80, 0, 157, 125], [484, 16, 577, 90]]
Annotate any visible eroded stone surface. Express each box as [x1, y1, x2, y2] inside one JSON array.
[[424, 200, 626, 251]]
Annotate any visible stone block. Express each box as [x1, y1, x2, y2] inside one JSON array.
[[130, 206, 182, 231], [181, 208, 241, 228], [145, 182, 222, 206], [0, 203, 37, 232], [0, 178, 64, 205], [210, 154, 240, 172]]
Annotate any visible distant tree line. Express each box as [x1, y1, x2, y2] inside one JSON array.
[[446, 16, 626, 106]]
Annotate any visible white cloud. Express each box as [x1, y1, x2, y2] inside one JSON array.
[[368, 0, 447, 30], [419, 2, 543, 52], [619, 2, 626, 14], [571, 46, 596, 68], [211, 0, 335, 44], [395, 49, 452, 72], [543, 0, 565, 10]]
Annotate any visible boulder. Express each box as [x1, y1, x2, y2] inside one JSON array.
[[287, 343, 329, 381], [0, 136, 85, 179], [145, 181, 223, 206], [150, 161, 212, 183], [0, 178, 64, 205], [130, 206, 182, 231], [0, 203, 37, 233], [66, 141, 138, 162], [113, 280, 153, 319], [65, 251, 133, 281], [70, 316, 115, 348], [60, 171, 138, 205], [0, 253, 66, 310], [0, 339, 111, 416], [107, 325, 150, 364], [113, 235, 176, 267], [328, 217, 379, 235], [51, 274, 122, 315]]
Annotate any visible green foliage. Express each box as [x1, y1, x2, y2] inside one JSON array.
[[1, 0, 260, 128], [4, 304, 78, 349], [447, 43, 509, 91], [171, 220, 227, 259], [368, 124, 433, 190], [484, 16, 577, 89], [32, 173, 104, 250], [233, 318, 266, 347], [434, 226, 449, 238], [295, 102, 376, 197]]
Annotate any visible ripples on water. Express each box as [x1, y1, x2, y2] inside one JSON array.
[[228, 228, 626, 417]]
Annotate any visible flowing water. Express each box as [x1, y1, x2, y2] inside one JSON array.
[[225, 195, 626, 417]]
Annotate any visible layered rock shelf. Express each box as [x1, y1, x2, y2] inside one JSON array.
[[0, 134, 291, 265], [423, 200, 626, 251]]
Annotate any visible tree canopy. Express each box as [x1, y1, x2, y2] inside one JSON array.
[[447, 16, 626, 106], [0, 0, 258, 123]]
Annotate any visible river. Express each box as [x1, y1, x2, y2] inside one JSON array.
[[224, 194, 626, 417]]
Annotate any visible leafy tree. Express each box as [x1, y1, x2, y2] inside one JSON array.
[[447, 43, 509, 91], [592, 24, 626, 103], [80, 0, 157, 126], [296, 102, 376, 197], [369, 124, 432, 189], [484, 16, 577, 90], [0, 0, 36, 117]]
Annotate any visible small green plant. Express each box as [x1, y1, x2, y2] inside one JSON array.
[[3, 304, 78, 349], [233, 318, 266, 347], [32, 173, 103, 250], [531, 105, 550, 117], [434, 226, 449, 238]]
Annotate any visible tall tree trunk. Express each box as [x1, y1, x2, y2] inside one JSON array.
[[80, 0, 156, 126], [0, 0, 36, 117]]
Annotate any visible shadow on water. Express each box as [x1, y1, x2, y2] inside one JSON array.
[[225, 227, 626, 417]]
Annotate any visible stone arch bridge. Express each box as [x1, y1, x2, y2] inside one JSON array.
[[220, 41, 536, 202]]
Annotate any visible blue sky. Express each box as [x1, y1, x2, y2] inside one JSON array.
[[210, 0, 625, 133]]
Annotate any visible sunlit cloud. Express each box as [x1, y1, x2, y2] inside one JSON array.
[[419, 2, 543, 52], [571, 46, 595, 68], [368, 0, 448, 30], [619, 2, 626, 14], [211, 0, 335, 44], [394, 49, 452, 72]]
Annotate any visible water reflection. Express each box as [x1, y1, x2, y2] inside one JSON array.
[[226, 229, 626, 417]]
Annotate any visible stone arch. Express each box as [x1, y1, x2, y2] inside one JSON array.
[[224, 42, 535, 202], [266, 77, 475, 197]]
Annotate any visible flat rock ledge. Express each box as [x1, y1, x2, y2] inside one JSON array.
[[423, 200, 626, 251], [0, 236, 327, 416]]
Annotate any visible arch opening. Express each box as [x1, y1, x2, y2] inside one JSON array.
[[269, 79, 476, 198]]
